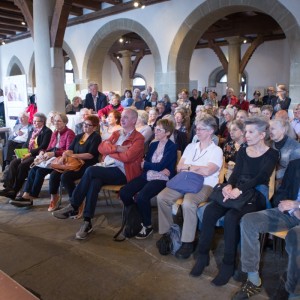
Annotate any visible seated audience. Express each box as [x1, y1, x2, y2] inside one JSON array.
[[46, 111, 58, 131], [75, 108, 92, 135], [233, 158, 300, 300], [136, 110, 153, 145], [177, 89, 192, 114], [249, 106, 261, 116], [291, 103, 300, 140], [52, 108, 144, 240], [0, 113, 52, 200], [97, 94, 123, 119], [170, 102, 178, 116], [271, 84, 291, 114], [219, 88, 238, 107], [120, 89, 133, 107], [269, 118, 300, 188], [148, 108, 158, 131], [9, 113, 75, 209], [100, 110, 121, 141], [157, 114, 223, 259], [236, 92, 249, 111], [261, 104, 273, 120], [235, 109, 248, 123], [66, 96, 83, 114], [120, 119, 177, 239], [2, 111, 32, 169], [149, 91, 159, 108], [174, 109, 188, 134], [190, 117, 279, 286], [275, 110, 297, 140], [160, 94, 172, 115], [250, 90, 262, 107], [156, 102, 167, 122], [219, 107, 234, 145]]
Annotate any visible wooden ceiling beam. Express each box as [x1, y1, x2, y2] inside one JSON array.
[[51, 0, 73, 48], [69, 5, 83, 16], [0, 17, 27, 28], [13, 0, 33, 37], [0, 1, 20, 12], [102, 0, 122, 4], [0, 10, 24, 21], [0, 29, 17, 35], [0, 24, 27, 32], [73, 0, 100, 11]]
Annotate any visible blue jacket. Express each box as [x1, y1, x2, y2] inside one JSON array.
[[143, 139, 177, 179]]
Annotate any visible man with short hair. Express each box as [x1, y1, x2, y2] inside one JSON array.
[[84, 83, 107, 112], [53, 108, 145, 240], [262, 86, 276, 105], [275, 110, 297, 140]]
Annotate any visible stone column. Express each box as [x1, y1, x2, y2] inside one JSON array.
[[33, 0, 65, 114], [227, 36, 241, 96], [120, 50, 133, 92]]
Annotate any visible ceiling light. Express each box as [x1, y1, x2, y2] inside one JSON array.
[[141, 5, 145, 9], [133, 1, 139, 8], [243, 39, 247, 44], [1, 41, 5, 45], [21, 21, 26, 25], [119, 37, 124, 43]]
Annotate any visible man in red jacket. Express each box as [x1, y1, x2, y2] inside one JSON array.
[[53, 108, 145, 240]]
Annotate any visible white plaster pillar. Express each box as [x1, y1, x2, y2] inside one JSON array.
[[120, 50, 133, 92], [227, 36, 241, 96], [33, 0, 65, 114]]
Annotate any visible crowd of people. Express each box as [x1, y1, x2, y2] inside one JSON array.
[[0, 82, 300, 299]]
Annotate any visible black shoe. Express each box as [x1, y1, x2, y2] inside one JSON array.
[[190, 254, 209, 277], [0, 188, 11, 196], [9, 197, 33, 207], [270, 272, 289, 300], [233, 269, 247, 283], [175, 242, 194, 259], [211, 263, 234, 286], [5, 190, 17, 200]]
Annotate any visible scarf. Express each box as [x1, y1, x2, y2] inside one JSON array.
[[28, 127, 42, 150]]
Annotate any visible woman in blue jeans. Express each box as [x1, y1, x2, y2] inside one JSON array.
[[120, 119, 177, 239]]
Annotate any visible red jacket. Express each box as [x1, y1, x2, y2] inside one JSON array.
[[46, 126, 75, 157], [98, 129, 144, 182], [97, 104, 124, 118], [26, 104, 37, 124]]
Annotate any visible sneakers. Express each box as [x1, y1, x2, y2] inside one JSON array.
[[135, 225, 153, 239], [75, 221, 93, 240], [48, 197, 61, 212], [52, 204, 78, 219], [9, 197, 33, 207], [232, 279, 262, 300]]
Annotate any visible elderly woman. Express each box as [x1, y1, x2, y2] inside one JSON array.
[[75, 108, 92, 135], [235, 109, 248, 123], [271, 84, 291, 114], [157, 114, 223, 259], [66, 96, 83, 114], [0, 113, 52, 200], [174, 109, 188, 133], [177, 89, 192, 114], [100, 110, 121, 141], [261, 105, 273, 120], [120, 119, 177, 239], [46, 111, 58, 131], [148, 107, 158, 130], [219, 107, 234, 145], [136, 110, 153, 145], [97, 94, 123, 119], [120, 89, 133, 107], [269, 118, 300, 188], [10, 113, 75, 210], [160, 94, 172, 114], [190, 117, 279, 286]]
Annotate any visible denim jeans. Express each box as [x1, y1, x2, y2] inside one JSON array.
[[240, 208, 300, 294], [70, 166, 127, 219]]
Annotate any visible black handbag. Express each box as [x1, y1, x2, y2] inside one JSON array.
[[209, 183, 256, 211]]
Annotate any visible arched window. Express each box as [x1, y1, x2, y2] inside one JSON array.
[[133, 74, 146, 91], [65, 59, 74, 84]]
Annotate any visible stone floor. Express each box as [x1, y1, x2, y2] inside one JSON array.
[[0, 180, 287, 300]]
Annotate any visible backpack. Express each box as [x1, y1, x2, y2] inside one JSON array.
[[114, 204, 142, 241], [156, 224, 182, 255]]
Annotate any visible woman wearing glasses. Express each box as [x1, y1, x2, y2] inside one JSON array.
[[157, 114, 223, 259], [119, 119, 177, 239], [10, 113, 75, 210], [0, 113, 52, 200], [271, 84, 291, 114], [10, 115, 101, 212]]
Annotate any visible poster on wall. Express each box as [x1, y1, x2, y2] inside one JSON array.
[[3, 74, 28, 130]]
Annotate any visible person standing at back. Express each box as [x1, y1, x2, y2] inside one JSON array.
[[84, 83, 107, 113]]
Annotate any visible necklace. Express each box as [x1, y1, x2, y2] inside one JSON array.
[[192, 148, 207, 162]]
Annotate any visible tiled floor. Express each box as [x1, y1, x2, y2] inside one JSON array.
[[0, 181, 287, 300]]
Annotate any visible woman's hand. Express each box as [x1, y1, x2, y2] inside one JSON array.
[[160, 168, 170, 177], [62, 150, 73, 158], [43, 152, 54, 160], [22, 153, 31, 160], [228, 188, 241, 199]]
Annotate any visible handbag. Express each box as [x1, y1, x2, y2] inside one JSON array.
[[30, 156, 56, 169], [166, 172, 204, 194], [50, 156, 85, 173], [209, 183, 256, 210]]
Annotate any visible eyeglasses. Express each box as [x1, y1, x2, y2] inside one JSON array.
[[154, 127, 165, 133], [33, 120, 42, 123], [83, 122, 93, 127], [276, 90, 284, 93]]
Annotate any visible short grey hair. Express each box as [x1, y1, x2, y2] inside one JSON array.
[[34, 112, 47, 124], [195, 113, 217, 132], [269, 118, 289, 135], [137, 110, 149, 125], [245, 116, 270, 140]]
